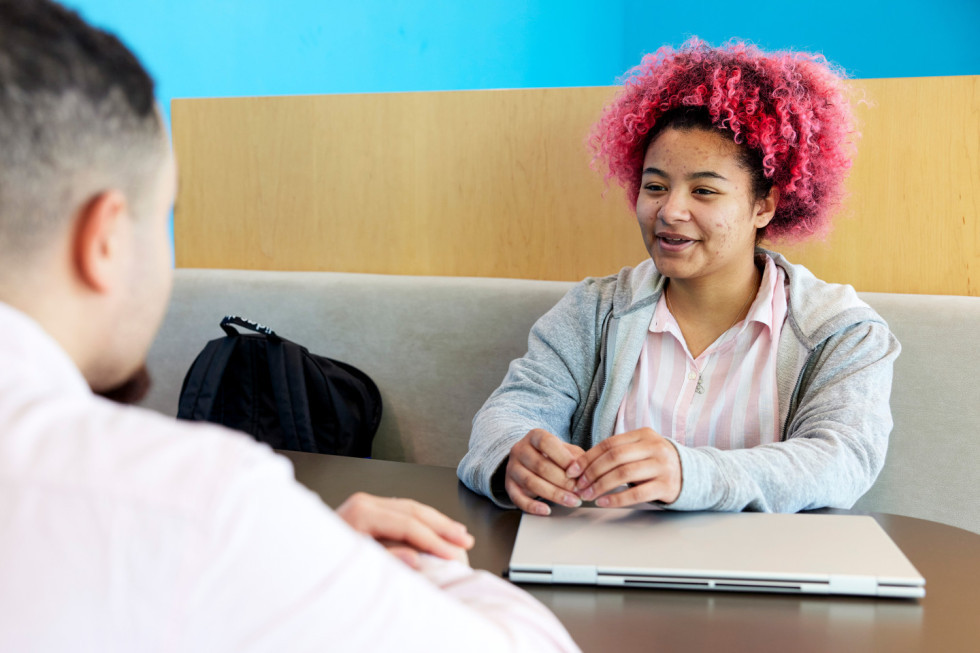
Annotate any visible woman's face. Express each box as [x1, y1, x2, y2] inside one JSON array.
[[636, 127, 776, 288]]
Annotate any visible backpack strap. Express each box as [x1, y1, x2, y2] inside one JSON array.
[[220, 315, 276, 338], [266, 339, 318, 452], [177, 336, 238, 421]]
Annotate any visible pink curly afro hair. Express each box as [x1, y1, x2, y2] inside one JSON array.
[[590, 38, 859, 242]]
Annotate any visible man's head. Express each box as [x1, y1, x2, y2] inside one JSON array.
[[0, 0, 174, 398]]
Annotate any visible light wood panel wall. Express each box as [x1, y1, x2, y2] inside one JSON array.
[[172, 87, 646, 280], [172, 75, 979, 295], [773, 75, 979, 296]]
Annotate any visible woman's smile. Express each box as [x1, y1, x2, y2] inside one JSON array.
[[655, 231, 699, 252]]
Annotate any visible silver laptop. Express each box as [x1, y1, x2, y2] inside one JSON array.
[[508, 508, 925, 598]]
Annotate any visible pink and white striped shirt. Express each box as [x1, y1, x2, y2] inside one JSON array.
[[614, 255, 789, 449]]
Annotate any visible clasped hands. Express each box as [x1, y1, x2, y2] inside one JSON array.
[[333, 427, 682, 568], [505, 428, 682, 515]]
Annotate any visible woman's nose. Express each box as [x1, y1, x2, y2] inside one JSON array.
[[657, 191, 689, 223]]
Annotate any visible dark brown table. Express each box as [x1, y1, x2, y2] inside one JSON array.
[[280, 452, 980, 653]]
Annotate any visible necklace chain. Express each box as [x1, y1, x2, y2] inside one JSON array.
[[664, 285, 755, 395]]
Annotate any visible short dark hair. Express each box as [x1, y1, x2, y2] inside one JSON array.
[[0, 0, 164, 263]]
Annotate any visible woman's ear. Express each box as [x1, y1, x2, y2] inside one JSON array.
[[754, 186, 780, 229], [72, 190, 129, 294]]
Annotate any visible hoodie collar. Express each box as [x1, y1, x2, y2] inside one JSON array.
[[612, 249, 883, 346]]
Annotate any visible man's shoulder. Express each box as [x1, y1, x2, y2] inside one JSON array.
[[0, 391, 294, 526], [0, 390, 352, 650]]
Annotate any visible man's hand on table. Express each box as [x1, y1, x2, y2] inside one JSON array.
[[336, 492, 475, 569]]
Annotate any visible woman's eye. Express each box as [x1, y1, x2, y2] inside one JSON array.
[[644, 183, 666, 192], [693, 188, 716, 196]]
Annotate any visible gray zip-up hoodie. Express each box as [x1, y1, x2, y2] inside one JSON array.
[[458, 250, 901, 513]]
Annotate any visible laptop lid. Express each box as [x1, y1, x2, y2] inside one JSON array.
[[508, 508, 925, 598]]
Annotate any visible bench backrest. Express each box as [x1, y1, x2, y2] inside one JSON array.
[[142, 269, 980, 533]]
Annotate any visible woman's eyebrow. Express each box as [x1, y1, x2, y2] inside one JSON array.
[[689, 170, 728, 181], [642, 167, 728, 182]]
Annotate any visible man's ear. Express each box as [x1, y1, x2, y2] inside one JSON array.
[[754, 186, 780, 230], [73, 190, 130, 294]]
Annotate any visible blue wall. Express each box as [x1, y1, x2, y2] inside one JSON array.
[[622, 0, 980, 81], [65, 0, 980, 127]]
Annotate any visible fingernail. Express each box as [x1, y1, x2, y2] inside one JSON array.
[[596, 497, 609, 507], [580, 487, 595, 500], [566, 463, 581, 478], [535, 504, 551, 516], [563, 494, 582, 508]]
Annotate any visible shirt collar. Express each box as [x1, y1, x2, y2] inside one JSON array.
[[0, 301, 91, 396], [744, 253, 780, 334], [649, 253, 782, 337]]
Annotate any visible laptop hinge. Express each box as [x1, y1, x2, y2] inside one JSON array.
[[828, 575, 878, 595], [552, 565, 598, 584]]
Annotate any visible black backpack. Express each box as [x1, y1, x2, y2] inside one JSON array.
[[177, 316, 382, 456]]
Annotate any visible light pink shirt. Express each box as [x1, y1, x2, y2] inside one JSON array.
[[0, 302, 579, 653], [615, 255, 788, 449]]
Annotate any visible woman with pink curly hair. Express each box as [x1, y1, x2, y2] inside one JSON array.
[[458, 40, 900, 517]]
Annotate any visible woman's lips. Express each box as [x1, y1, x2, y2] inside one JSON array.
[[656, 235, 696, 252]]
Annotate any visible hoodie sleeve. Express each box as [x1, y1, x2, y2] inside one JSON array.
[[668, 318, 900, 512], [456, 278, 611, 507]]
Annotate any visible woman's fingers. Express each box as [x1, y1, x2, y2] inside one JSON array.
[[571, 429, 682, 506], [505, 429, 586, 514], [505, 473, 555, 516], [591, 478, 674, 508], [572, 430, 651, 489], [528, 428, 583, 470]]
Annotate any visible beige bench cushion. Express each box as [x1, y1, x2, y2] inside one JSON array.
[[143, 270, 980, 534]]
